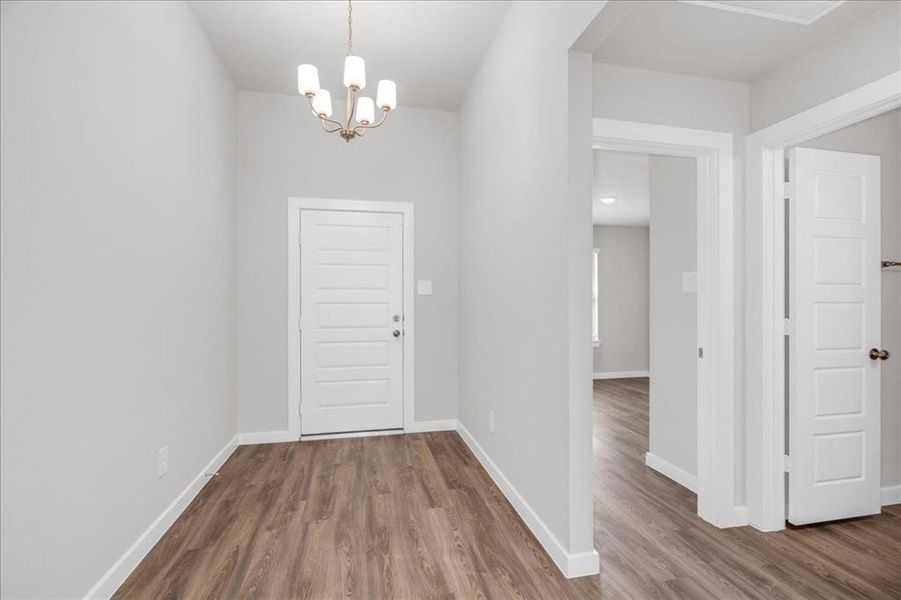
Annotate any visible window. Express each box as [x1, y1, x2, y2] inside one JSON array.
[[592, 248, 599, 347]]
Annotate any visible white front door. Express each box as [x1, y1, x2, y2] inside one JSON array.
[[300, 209, 405, 435], [788, 147, 881, 525]]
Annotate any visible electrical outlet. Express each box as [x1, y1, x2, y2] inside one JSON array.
[[489, 410, 495, 434], [158, 446, 169, 477]]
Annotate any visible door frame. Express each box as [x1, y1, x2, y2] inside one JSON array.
[[745, 71, 901, 531], [592, 118, 743, 527], [287, 197, 415, 440]]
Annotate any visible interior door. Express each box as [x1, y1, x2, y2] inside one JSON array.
[[788, 147, 881, 525], [300, 209, 404, 435]]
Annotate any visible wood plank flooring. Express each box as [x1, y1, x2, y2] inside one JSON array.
[[115, 378, 901, 599], [591, 378, 901, 599]]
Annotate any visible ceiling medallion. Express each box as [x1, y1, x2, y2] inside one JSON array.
[[297, 0, 397, 142]]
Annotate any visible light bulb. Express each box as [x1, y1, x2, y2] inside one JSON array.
[[297, 64, 320, 96], [343, 55, 366, 89], [356, 97, 375, 125], [376, 80, 397, 110], [311, 89, 332, 118]]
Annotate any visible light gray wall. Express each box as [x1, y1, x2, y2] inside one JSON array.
[[648, 155, 698, 477], [459, 1, 603, 557], [797, 109, 901, 487], [750, 3, 901, 132], [236, 91, 459, 431], [0, 2, 237, 598], [594, 61, 748, 504], [593, 226, 650, 374]]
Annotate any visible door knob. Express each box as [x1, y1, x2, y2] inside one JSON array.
[[392, 329, 401, 338], [869, 348, 890, 360]]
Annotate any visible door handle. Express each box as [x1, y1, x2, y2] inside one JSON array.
[[392, 329, 401, 338], [869, 348, 890, 360]]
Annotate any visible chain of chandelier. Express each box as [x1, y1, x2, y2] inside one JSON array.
[[297, 0, 397, 142]]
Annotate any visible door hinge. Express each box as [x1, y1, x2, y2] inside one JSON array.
[[298, 403, 302, 417], [783, 318, 791, 336], [783, 454, 791, 472], [297, 319, 303, 331], [783, 181, 790, 199], [698, 347, 704, 358]]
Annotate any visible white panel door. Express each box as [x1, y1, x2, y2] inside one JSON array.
[[300, 210, 404, 435], [789, 147, 881, 525]]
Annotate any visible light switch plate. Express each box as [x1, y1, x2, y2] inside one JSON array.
[[682, 271, 698, 293], [417, 280, 433, 296]]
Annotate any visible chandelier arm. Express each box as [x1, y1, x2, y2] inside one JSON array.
[[361, 108, 390, 130], [345, 86, 359, 130], [320, 120, 344, 134], [305, 95, 344, 130]]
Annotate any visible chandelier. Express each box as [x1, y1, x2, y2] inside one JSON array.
[[297, 0, 397, 142]]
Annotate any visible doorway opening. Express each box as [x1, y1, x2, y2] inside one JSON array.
[[591, 118, 742, 527], [593, 150, 699, 496]]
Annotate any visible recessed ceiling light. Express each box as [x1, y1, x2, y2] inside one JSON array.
[[599, 196, 617, 205]]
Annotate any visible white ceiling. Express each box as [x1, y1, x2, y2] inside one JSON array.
[[591, 0, 892, 82], [187, 1, 510, 111], [593, 150, 650, 226]]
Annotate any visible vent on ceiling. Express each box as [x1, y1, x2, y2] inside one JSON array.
[[678, 0, 846, 25]]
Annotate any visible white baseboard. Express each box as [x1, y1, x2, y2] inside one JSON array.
[[405, 419, 458, 433], [883, 484, 901, 506], [593, 370, 649, 380], [237, 430, 297, 445], [84, 435, 239, 599], [645, 452, 698, 493], [456, 422, 599, 578]]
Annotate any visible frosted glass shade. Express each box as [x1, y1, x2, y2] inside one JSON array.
[[343, 55, 366, 89], [356, 97, 375, 125], [311, 89, 332, 118], [376, 80, 396, 110], [297, 64, 320, 96]]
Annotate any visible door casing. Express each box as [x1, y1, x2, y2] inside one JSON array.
[[592, 118, 741, 528], [287, 197, 415, 440]]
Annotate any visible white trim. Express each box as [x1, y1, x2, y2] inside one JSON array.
[[745, 71, 901, 532], [405, 419, 459, 433], [287, 197, 415, 438], [593, 118, 740, 529], [645, 452, 698, 493], [83, 435, 239, 599], [883, 485, 901, 507], [237, 430, 297, 445], [456, 422, 599, 578], [592, 370, 649, 380]]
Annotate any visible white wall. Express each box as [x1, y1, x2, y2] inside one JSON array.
[[593, 226, 650, 374], [750, 3, 901, 132], [593, 61, 749, 505], [236, 91, 459, 432], [648, 155, 698, 477], [796, 109, 901, 488], [458, 1, 603, 566], [0, 2, 237, 597]]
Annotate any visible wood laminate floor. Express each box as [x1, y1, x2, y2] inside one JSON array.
[[116, 378, 901, 599]]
